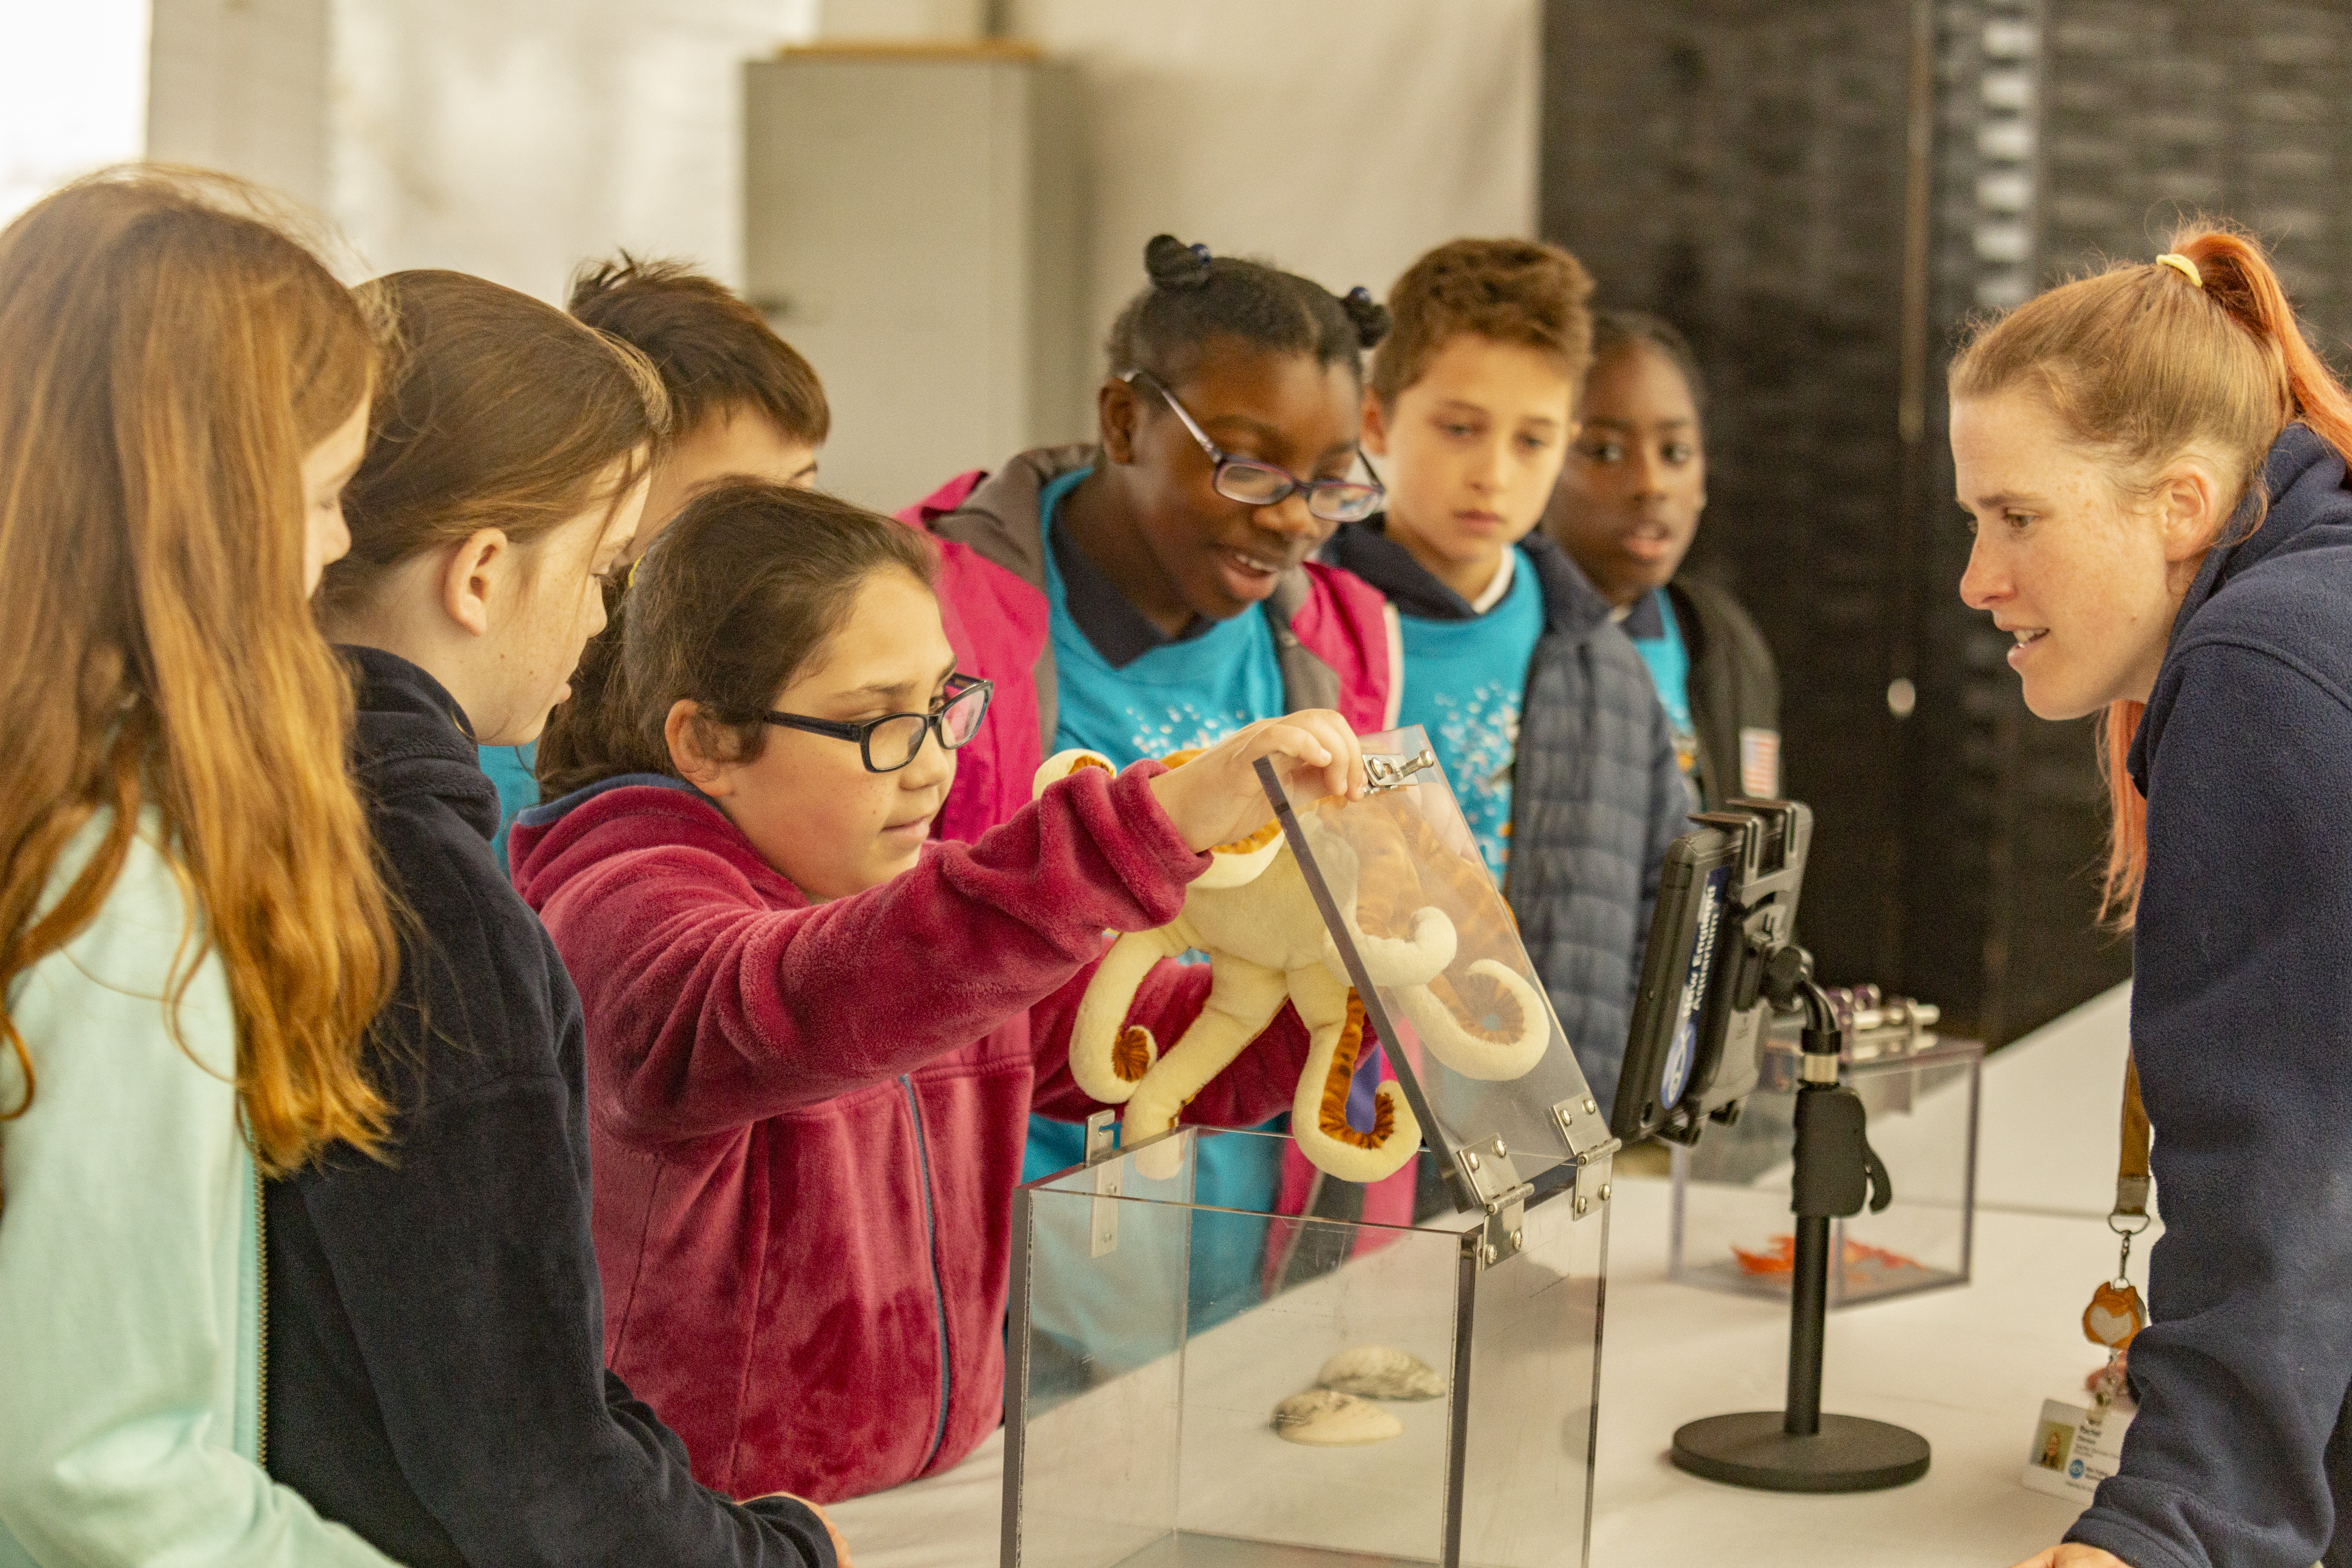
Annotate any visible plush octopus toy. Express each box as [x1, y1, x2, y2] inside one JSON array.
[[1036, 748, 1554, 1183]]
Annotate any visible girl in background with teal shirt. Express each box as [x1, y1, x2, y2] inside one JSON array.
[[1548, 311, 1782, 809]]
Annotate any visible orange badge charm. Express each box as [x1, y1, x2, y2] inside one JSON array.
[[2083, 1280, 2145, 1352]]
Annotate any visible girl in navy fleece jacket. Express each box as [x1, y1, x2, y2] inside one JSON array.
[[512, 482, 1355, 1506], [279, 268, 841, 1568], [1954, 230, 2352, 1568]]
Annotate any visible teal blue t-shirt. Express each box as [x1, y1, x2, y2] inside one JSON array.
[[1624, 587, 1699, 784], [478, 742, 539, 867], [1021, 467, 1289, 1317], [1394, 546, 1546, 885], [1039, 478, 1286, 764]]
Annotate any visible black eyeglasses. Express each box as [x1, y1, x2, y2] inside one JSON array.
[[764, 673, 993, 774], [1121, 369, 1384, 524]]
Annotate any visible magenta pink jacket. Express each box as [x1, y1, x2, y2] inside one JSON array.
[[510, 763, 1312, 1504]]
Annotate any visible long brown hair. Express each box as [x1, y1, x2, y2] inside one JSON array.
[[318, 269, 669, 625], [0, 168, 398, 1170], [1951, 223, 2352, 924]]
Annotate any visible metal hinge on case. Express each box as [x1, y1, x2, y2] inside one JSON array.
[[1550, 1094, 1621, 1222], [1455, 1135, 1534, 1268], [1084, 1109, 1120, 1258], [1363, 748, 1439, 794]]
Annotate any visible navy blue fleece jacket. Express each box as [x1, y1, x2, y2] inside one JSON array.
[[2071, 425, 2352, 1568], [262, 647, 833, 1568]]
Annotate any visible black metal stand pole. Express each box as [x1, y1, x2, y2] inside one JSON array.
[[1785, 1211, 1830, 1436], [1669, 960, 1932, 1493]]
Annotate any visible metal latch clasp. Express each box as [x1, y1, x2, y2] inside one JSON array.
[[1363, 748, 1438, 793]]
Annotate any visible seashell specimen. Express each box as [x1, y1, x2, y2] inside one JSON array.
[[1271, 1389, 1405, 1446], [1317, 1345, 1446, 1401]]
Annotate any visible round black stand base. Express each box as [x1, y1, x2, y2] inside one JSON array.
[[1671, 1411, 1931, 1493]]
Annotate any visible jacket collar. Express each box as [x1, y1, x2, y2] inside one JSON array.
[[1324, 519, 1614, 640], [339, 645, 502, 842], [515, 771, 700, 832], [929, 444, 1099, 593], [2128, 423, 2342, 792]]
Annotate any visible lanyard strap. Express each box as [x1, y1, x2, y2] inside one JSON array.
[[2116, 1055, 2151, 1219]]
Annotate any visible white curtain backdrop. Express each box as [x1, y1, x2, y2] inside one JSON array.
[[325, 0, 1537, 309]]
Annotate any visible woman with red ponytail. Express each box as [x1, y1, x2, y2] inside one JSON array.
[[1954, 227, 2352, 1568]]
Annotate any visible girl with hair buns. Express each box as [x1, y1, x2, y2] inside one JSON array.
[[1954, 228, 2352, 1568], [902, 234, 1407, 1268], [0, 170, 402, 1566]]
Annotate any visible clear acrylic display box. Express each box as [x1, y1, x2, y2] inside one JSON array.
[[1003, 728, 1618, 1568], [1668, 1027, 1982, 1307]]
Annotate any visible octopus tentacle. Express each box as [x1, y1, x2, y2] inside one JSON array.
[[1394, 959, 1550, 1082], [1124, 956, 1289, 1181], [1289, 970, 1420, 1183], [1068, 925, 1190, 1103]]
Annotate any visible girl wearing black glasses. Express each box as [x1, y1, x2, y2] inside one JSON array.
[[900, 233, 1413, 1285], [512, 480, 1362, 1509]]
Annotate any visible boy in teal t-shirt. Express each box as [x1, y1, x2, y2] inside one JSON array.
[[1337, 241, 1593, 890], [1391, 545, 1546, 882], [479, 255, 832, 866], [1326, 239, 1695, 1116]]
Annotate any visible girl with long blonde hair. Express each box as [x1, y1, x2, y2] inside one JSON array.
[[0, 170, 405, 1565], [1954, 228, 2352, 1568]]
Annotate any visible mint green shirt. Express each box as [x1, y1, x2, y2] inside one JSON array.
[[0, 810, 401, 1567]]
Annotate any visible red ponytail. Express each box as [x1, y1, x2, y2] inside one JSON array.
[[2177, 230, 2352, 469]]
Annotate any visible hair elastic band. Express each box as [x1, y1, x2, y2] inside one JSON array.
[[2155, 252, 2203, 288]]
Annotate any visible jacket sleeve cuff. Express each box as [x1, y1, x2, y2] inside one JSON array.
[[2066, 1508, 2210, 1568], [1042, 758, 1213, 913], [744, 1492, 838, 1568]]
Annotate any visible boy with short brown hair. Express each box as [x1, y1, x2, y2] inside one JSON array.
[[496, 256, 832, 821], [1324, 236, 1690, 1112], [567, 254, 830, 555]]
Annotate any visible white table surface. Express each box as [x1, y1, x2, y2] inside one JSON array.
[[823, 985, 2139, 1568]]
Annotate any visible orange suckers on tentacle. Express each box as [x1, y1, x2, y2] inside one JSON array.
[[1430, 967, 1532, 1045], [1211, 818, 1286, 856], [1112, 1026, 1155, 1083], [1316, 991, 1394, 1149], [1159, 747, 1286, 857]]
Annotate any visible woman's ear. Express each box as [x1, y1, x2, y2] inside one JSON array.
[[666, 698, 734, 796], [1360, 387, 1392, 458], [2153, 453, 2229, 564], [1099, 377, 1142, 465], [439, 527, 511, 639]]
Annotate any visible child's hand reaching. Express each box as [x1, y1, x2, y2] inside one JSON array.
[[1147, 711, 1365, 853]]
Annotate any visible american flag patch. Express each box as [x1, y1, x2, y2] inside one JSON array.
[[1740, 728, 1781, 798]]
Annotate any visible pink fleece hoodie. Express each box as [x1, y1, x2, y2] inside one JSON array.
[[510, 761, 1311, 1504]]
